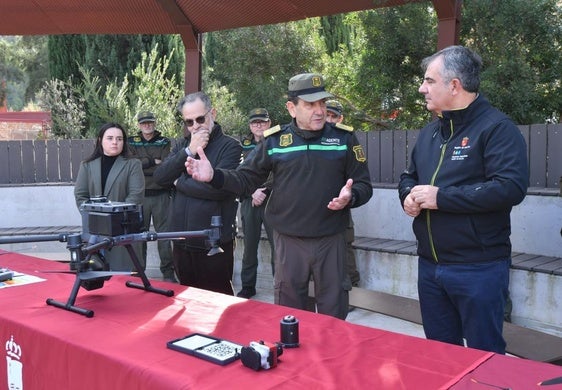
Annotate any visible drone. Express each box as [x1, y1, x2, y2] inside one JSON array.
[[0, 198, 223, 318]]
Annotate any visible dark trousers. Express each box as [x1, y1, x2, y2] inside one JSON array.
[[273, 230, 350, 320], [417, 257, 509, 353], [239, 198, 274, 288], [173, 240, 234, 295], [141, 192, 174, 278]]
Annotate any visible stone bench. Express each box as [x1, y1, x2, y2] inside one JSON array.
[[353, 236, 562, 276]]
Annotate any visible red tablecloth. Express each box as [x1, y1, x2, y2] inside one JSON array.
[[450, 353, 562, 389], [1, 250, 560, 389]]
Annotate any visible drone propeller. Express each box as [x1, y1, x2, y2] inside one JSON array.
[[77, 271, 135, 280], [207, 245, 224, 256], [38, 269, 136, 279]]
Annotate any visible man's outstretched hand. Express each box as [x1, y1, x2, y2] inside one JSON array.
[[327, 178, 353, 210], [185, 147, 214, 182]]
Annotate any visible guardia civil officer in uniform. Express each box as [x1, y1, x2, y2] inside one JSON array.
[[237, 108, 275, 299], [186, 73, 373, 319], [128, 111, 175, 281]]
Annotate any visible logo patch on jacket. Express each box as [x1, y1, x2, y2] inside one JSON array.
[[243, 139, 252, 146], [353, 145, 366, 162], [321, 137, 341, 146], [451, 137, 470, 161], [280, 134, 293, 147]]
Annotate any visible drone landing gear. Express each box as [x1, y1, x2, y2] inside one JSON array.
[[46, 243, 174, 318], [123, 244, 174, 297], [46, 273, 96, 317]]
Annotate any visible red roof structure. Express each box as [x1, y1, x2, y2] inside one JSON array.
[[0, 0, 462, 92]]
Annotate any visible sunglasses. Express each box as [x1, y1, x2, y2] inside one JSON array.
[[250, 120, 269, 127], [183, 108, 211, 127]]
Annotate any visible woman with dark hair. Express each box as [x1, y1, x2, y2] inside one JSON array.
[[74, 122, 145, 271]]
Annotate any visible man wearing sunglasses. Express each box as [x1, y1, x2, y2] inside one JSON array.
[[154, 92, 242, 295], [186, 74, 372, 319]]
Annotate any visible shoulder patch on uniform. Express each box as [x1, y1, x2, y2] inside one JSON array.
[[353, 145, 366, 162], [335, 123, 354, 132], [264, 125, 282, 138]]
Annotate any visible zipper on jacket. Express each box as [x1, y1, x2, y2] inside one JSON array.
[[427, 119, 454, 262]]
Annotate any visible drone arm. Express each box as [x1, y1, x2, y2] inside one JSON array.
[[81, 237, 113, 253], [0, 233, 72, 245]]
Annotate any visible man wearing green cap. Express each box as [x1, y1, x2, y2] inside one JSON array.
[[325, 100, 361, 291], [236, 108, 275, 299], [185, 73, 372, 319], [128, 110, 176, 282]]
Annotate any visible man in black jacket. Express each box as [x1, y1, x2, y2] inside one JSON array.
[[154, 92, 242, 295], [186, 73, 372, 319], [398, 46, 528, 353]]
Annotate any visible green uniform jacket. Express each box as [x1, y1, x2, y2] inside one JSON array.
[[217, 121, 372, 238], [128, 131, 171, 192]]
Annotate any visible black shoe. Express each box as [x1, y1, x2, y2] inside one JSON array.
[[236, 287, 256, 299]]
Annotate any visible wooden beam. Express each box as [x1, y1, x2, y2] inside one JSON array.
[[179, 28, 202, 94], [155, 0, 202, 93], [432, 0, 463, 49]]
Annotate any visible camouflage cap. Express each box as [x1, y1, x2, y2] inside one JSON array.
[[248, 108, 270, 122], [326, 100, 343, 116], [287, 73, 333, 102], [137, 111, 156, 123]]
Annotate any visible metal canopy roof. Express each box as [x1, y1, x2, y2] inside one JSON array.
[[0, 0, 437, 35], [0, 0, 461, 92]]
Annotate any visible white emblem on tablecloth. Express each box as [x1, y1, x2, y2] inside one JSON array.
[[5, 335, 23, 390]]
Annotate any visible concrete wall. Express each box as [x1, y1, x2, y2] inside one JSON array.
[[0, 185, 81, 228], [352, 188, 562, 258]]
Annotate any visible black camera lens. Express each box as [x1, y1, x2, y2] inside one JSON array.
[[240, 346, 262, 371]]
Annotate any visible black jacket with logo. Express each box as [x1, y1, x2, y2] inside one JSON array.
[[399, 95, 528, 263], [216, 120, 373, 237]]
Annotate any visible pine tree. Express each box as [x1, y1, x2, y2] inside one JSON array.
[[48, 35, 85, 81], [320, 14, 351, 55]]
